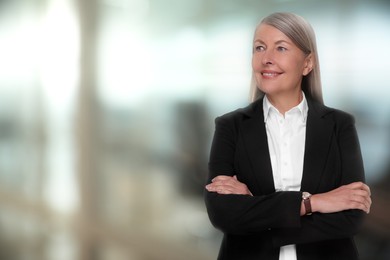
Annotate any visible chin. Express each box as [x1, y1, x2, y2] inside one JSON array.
[[258, 86, 280, 95]]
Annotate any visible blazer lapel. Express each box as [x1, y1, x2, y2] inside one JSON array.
[[300, 99, 335, 192], [240, 99, 275, 195]]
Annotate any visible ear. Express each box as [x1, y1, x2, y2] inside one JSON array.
[[302, 54, 314, 76]]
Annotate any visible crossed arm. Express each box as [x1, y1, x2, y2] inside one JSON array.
[[206, 175, 371, 216]]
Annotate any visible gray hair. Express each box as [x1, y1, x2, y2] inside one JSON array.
[[250, 12, 323, 104]]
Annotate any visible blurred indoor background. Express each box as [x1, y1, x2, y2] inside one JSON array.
[[0, 0, 389, 259]]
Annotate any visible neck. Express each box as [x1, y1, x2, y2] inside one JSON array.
[[266, 91, 303, 115]]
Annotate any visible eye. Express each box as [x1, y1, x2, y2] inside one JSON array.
[[277, 46, 287, 52], [254, 45, 265, 52]]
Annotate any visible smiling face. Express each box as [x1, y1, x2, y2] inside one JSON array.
[[252, 24, 313, 98]]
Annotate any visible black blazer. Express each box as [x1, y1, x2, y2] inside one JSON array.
[[205, 97, 366, 260]]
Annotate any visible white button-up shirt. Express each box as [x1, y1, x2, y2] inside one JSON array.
[[263, 93, 308, 260]]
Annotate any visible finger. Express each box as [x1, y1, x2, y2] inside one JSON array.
[[347, 182, 370, 194], [354, 183, 371, 195], [205, 184, 216, 192], [209, 183, 236, 194], [206, 184, 235, 193], [351, 189, 370, 198], [350, 192, 370, 205], [351, 190, 372, 209], [210, 179, 236, 188], [207, 182, 240, 191], [218, 186, 249, 195], [212, 175, 235, 182], [365, 196, 372, 213], [349, 201, 368, 213], [350, 196, 371, 213], [217, 187, 238, 195], [208, 182, 248, 195], [212, 177, 243, 187], [362, 184, 371, 195]]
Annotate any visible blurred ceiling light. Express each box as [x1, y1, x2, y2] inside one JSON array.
[[38, 0, 79, 110], [98, 29, 152, 109]]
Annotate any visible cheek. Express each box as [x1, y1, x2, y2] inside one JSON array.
[[252, 55, 260, 71], [292, 55, 308, 74]]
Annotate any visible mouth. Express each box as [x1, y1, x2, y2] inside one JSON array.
[[261, 71, 283, 78]]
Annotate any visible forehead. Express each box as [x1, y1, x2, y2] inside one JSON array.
[[254, 24, 291, 43]]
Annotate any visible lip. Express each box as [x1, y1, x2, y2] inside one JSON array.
[[261, 70, 283, 79]]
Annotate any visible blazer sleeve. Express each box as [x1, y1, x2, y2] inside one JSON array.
[[204, 114, 303, 235], [272, 111, 366, 246]]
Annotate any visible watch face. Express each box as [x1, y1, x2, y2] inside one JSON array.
[[302, 192, 311, 199]]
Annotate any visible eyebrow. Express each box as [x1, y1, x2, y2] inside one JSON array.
[[254, 39, 292, 45]]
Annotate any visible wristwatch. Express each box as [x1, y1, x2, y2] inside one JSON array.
[[302, 192, 312, 215]]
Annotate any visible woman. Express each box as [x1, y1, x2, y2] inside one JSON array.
[[204, 12, 371, 260]]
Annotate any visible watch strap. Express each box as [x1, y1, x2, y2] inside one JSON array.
[[304, 197, 312, 215], [302, 192, 312, 215]]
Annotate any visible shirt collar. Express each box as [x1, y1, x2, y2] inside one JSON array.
[[263, 92, 308, 123]]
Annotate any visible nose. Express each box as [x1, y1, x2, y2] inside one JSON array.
[[262, 50, 274, 65]]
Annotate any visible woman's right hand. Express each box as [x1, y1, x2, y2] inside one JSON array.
[[311, 182, 371, 214]]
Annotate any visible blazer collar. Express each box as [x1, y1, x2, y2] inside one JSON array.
[[239, 97, 335, 194]]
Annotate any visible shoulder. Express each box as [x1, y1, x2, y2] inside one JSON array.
[[212, 100, 262, 137], [324, 106, 355, 126], [215, 99, 262, 124], [308, 100, 358, 140], [308, 98, 355, 124]]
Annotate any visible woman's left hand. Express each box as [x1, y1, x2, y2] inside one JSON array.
[[205, 175, 253, 196]]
